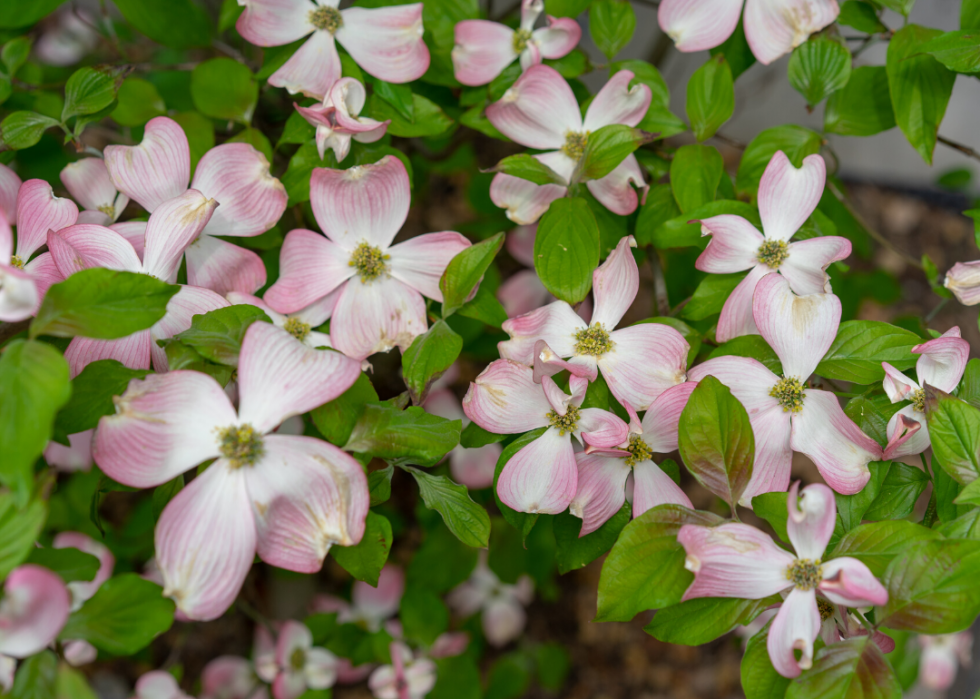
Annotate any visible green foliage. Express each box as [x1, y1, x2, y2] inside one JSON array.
[[62, 66, 127, 122], [403, 467, 490, 548], [815, 320, 921, 384], [345, 403, 461, 468], [331, 511, 392, 586], [173, 304, 271, 366], [589, 0, 635, 58], [787, 36, 851, 107], [191, 58, 258, 124], [401, 320, 463, 405], [312, 372, 379, 447], [533, 197, 600, 304], [686, 55, 734, 142], [786, 637, 900, 699]]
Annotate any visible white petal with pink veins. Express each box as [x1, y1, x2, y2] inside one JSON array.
[[883, 407, 929, 460], [696, 214, 765, 274], [329, 274, 427, 359], [263, 229, 354, 314], [0, 264, 38, 323], [235, 0, 316, 45], [534, 16, 582, 59], [142, 189, 218, 282], [269, 30, 342, 99], [149, 285, 229, 371], [185, 235, 267, 296], [336, 4, 429, 84], [0, 163, 21, 224], [658, 0, 742, 52], [585, 154, 646, 216], [569, 452, 630, 536], [489, 173, 566, 225], [497, 427, 577, 514], [104, 116, 191, 212], [598, 323, 689, 410], [499, 300, 586, 362], [767, 587, 819, 678], [716, 265, 769, 342], [47, 224, 143, 275], [945, 261, 980, 305], [590, 235, 638, 329], [15, 179, 78, 259], [486, 64, 581, 149], [631, 461, 693, 518], [64, 331, 155, 379], [780, 236, 851, 295], [757, 152, 825, 242], [639, 381, 697, 453], [583, 70, 652, 131], [462, 359, 552, 434], [785, 482, 834, 560], [0, 565, 70, 658], [744, 0, 839, 65], [387, 231, 471, 302], [60, 157, 126, 218], [452, 20, 517, 86], [913, 327, 970, 393]]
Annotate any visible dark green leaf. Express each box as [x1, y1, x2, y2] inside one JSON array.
[[0, 111, 60, 149], [54, 360, 150, 441], [635, 184, 681, 247], [63, 65, 127, 121], [670, 143, 724, 213], [835, 461, 889, 533], [10, 650, 57, 699], [863, 462, 929, 520], [815, 320, 921, 384], [367, 94, 453, 138], [312, 372, 378, 447], [345, 403, 460, 467], [589, 0, 635, 58], [26, 547, 100, 583], [830, 520, 940, 578], [838, 1, 887, 32], [112, 0, 212, 48], [825, 66, 895, 137], [710, 17, 756, 79], [455, 283, 509, 328], [401, 320, 463, 405], [576, 124, 653, 181], [682, 271, 747, 321], [735, 125, 822, 197], [652, 200, 758, 250], [0, 494, 46, 579], [400, 584, 449, 645], [741, 622, 790, 699], [553, 502, 630, 574], [787, 36, 851, 106], [1, 37, 32, 77], [460, 421, 507, 449], [152, 475, 184, 520], [403, 467, 490, 548], [686, 54, 734, 141], [920, 29, 980, 73], [645, 596, 779, 645], [785, 637, 901, 699], [440, 232, 504, 316], [844, 394, 904, 449], [331, 511, 392, 586], [533, 197, 600, 305], [191, 58, 257, 124], [371, 78, 414, 121], [174, 304, 272, 366], [925, 386, 980, 485], [751, 492, 789, 542], [111, 78, 166, 127], [489, 154, 565, 186], [368, 464, 393, 507], [965, 0, 980, 30]]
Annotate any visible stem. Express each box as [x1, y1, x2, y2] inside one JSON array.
[[826, 180, 923, 271], [648, 249, 670, 317], [852, 609, 876, 633], [937, 135, 980, 163], [236, 598, 276, 635], [925, 298, 949, 324], [922, 492, 938, 529]]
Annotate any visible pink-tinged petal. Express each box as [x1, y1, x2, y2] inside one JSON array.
[[430, 631, 469, 659], [497, 427, 577, 514], [351, 564, 404, 628], [498, 269, 551, 317], [149, 285, 229, 372], [658, 0, 741, 51], [452, 20, 517, 86], [520, 0, 543, 29], [786, 482, 835, 561], [110, 221, 147, 259], [310, 155, 409, 251], [945, 261, 980, 305], [47, 224, 143, 275], [716, 265, 770, 342], [269, 30, 340, 99], [598, 323, 689, 410], [275, 622, 313, 671], [93, 371, 235, 487], [236, 0, 315, 45], [819, 557, 888, 607], [742, 405, 793, 504], [757, 152, 825, 242], [569, 452, 630, 537], [639, 381, 698, 453], [64, 331, 153, 379], [75, 210, 112, 226], [483, 596, 527, 647], [304, 647, 338, 689], [590, 235, 638, 329], [387, 231, 471, 302], [44, 430, 94, 472], [767, 588, 820, 678], [462, 359, 552, 433], [632, 460, 693, 518], [0, 163, 21, 224], [191, 145, 287, 238], [336, 4, 428, 84], [135, 671, 193, 699], [882, 363, 916, 404], [695, 215, 765, 274], [919, 636, 962, 690], [679, 523, 793, 600], [583, 70, 652, 132], [23, 252, 62, 313], [291, 287, 340, 327], [264, 230, 353, 313], [883, 407, 929, 461], [914, 327, 970, 393], [533, 16, 581, 58], [450, 444, 500, 490], [576, 408, 629, 448], [0, 264, 38, 322], [489, 173, 566, 226], [486, 64, 581, 149], [156, 463, 256, 621], [687, 356, 781, 415], [753, 273, 840, 380], [791, 389, 880, 495], [60, 158, 122, 216], [53, 531, 114, 608], [446, 581, 487, 618], [585, 154, 646, 216], [506, 224, 536, 267], [143, 189, 218, 281], [329, 275, 426, 359], [186, 235, 267, 295], [533, 339, 597, 383], [238, 321, 360, 433], [202, 656, 257, 699], [104, 117, 190, 212], [0, 565, 70, 658], [744, 0, 840, 65], [246, 435, 368, 572], [0, 210, 10, 262], [63, 640, 97, 667], [499, 300, 586, 362], [780, 236, 851, 295], [14, 179, 78, 259]]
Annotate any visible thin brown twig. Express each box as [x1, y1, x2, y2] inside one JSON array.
[[938, 134, 980, 163]]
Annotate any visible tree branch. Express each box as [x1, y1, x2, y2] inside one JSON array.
[[938, 134, 980, 162]]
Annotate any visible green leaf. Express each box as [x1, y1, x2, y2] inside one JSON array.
[[863, 462, 929, 521], [682, 271, 746, 321], [111, 0, 212, 48], [787, 36, 851, 106], [191, 58, 257, 125], [455, 283, 509, 328], [652, 199, 759, 250], [708, 335, 783, 375], [877, 0, 915, 17], [409, 521, 478, 593], [440, 232, 504, 316], [403, 467, 490, 548], [686, 54, 734, 142], [368, 463, 393, 507], [545, 0, 592, 17], [31, 269, 179, 340], [401, 320, 463, 405], [312, 372, 378, 447], [371, 78, 414, 121], [925, 386, 980, 485], [460, 422, 506, 449], [741, 622, 790, 699], [834, 461, 889, 534], [886, 24, 956, 165], [635, 184, 681, 246], [533, 197, 600, 305], [645, 596, 779, 645], [486, 653, 533, 699], [10, 650, 57, 699], [282, 141, 338, 206], [27, 547, 100, 583], [735, 125, 822, 197], [367, 93, 453, 138], [956, 358, 980, 408], [843, 394, 904, 449], [669, 143, 724, 213], [576, 124, 653, 181], [0, 494, 46, 580], [331, 511, 392, 586], [595, 505, 723, 622], [345, 403, 460, 467], [589, 0, 635, 58], [965, 0, 980, 30], [173, 304, 271, 366], [54, 360, 151, 441], [56, 665, 99, 699], [431, 656, 481, 699], [0, 0, 65, 28], [838, 1, 887, 33], [0, 340, 71, 502], [954, 476, 980, 506], [919, 29, 980, 73], [489, 154, 565, 186], [0, 111, 60, 149], [1, 36, 32, 77], [60, 574, 175, 655], [710, 17, 756, 79], [830, 520, 941, 578], [751, 492, 789, 543], [111, 78, 166, 127], [815, 320, 921, 384], [553, 502, 630, 574], [785, 637, 901, 699], [276, 109, 316, 148], [678, 376, 754, 508], [400, 584, 449, 645], [824, 65, 896, 137], [938, 508, 980, 538], [62, 66, 126, 121]]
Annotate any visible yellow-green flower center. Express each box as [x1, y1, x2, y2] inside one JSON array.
[[348, 242, 389, 282], [217, 424, 264, 468], [770, 376, 805, 413], [910, 388, 926, 413], [574, 322, 613, 357], [561, 131, 590, 160], [9, 255, 23, 270], [548, 404, 580, 435], [283, 317, 311, 342], [757, 239, 789, 269], [786, 558, 823, 591], [309, 6, 343, 33], [512, 28, 533, 53], [290, 648, 306, 671], [97, 203, 115, 218], [625, 434, 653, 467], [816, 597, 835, 622]]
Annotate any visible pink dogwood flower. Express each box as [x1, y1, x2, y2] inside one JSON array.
[[202, 655, 270, 699], [569, 382, 696, 536], [93, 321, 368, 621], [52, 532, 115, 611], [104, 116, 287, 295], [0, 164, 18, 222], [945, 260, 980, 305], [919, 632, 972, 690], [368, 642, 436, 699], [679, 482, 888, 678], [452, 0, 581, 86], [499, 236, 689, 411], [269, 621, 338, 699], [294, 78, 389, 162], [881, 327, 969, 460], [132, 671, 193, 699], [44, 430, 94, 472], [689, 274, 881, 502], [695, 151, 851, 342], [0, 565, 71, 659], [236, 0, 429, 99], [264, 155, 472, 360], [228, 291, 333, 349], [486, 66, 650, 224], [447, 552, 533, 647], [60, 157, 129, 225], [658, 0, 840, 65], [463, 360, 629, 514]]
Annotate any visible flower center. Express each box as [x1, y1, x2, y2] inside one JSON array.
[[216, 424, 265, 468], [283, 317, 311, 342], [757, 239, 789, 269], [290, 648, 305, 671], [786, 558, 822, 591], [561, 131, 590, 160], [9, 255, 23, 270], [547, 404, 580, 435], [512, 28, 533, 53], [573, 323, 614, 357], [770, 376, 805, 413], [97, 203, 115, 218], [816, 597, 835, 622], [309, 6, 343, 33], [624, 434, 653, 467], [910, 387, 926, 413], [348, 242, 389, 282]]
